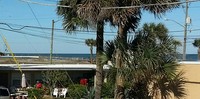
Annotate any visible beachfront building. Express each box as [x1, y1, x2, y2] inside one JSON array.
[[0, 64, 109, 89], [1, 61, 200, 99]]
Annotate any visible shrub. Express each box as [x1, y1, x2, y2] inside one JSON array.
[[68, 84, 87, 98], [101, 83, 114, 98], [27, 88, 45, 99]]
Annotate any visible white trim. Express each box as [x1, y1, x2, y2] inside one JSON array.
[[179, 61, 200, 64], [0, 64, 110, 71]]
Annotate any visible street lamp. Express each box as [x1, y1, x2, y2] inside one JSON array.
[[164, 17, 191, 61]]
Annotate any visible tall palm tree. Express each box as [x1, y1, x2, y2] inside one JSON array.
[[123, 23, 186, 98], [75, 1, 105, 98], [57, 1, 181, 98], [85, 39, 96, 63], [172, 39, 182, 60], [103, 23, 185, 99], [172, 39, 182, 52], [100, 1, 180, 98], [192, 39, 200, 60], [57, 1, 104, 98]]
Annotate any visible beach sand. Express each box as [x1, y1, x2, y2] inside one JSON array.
[[0, 57, 90, 64]]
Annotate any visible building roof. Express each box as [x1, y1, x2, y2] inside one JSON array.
[[0, 64, 110, 71]]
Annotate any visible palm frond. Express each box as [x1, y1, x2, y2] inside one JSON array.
[[141, 0, 180, 17]]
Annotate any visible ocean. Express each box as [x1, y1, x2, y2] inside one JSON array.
[[185, 54, 198, 61], [5, 53, 199, 61], [11, 53, 93, 59]]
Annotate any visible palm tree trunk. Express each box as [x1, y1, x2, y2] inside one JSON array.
[[95, 21, 104, 99], [90, 46, 93, 63], [198, 47, 200, 60], [114, 24, 127, 99]]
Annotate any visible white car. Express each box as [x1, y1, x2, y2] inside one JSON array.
[[0, 87, 10, 99]]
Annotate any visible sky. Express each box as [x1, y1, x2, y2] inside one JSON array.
[[0, 0, 200, 54]]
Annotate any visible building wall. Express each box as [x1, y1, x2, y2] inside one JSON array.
[[179, 63, 200, 99]]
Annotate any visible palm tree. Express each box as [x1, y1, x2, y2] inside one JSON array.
[[0, 51, 5, 56], [124, 37, 185, 99], [73, 1, 105, 98], [57, 1, 90, 32], [100, 1, 180, 98], [57, 1, 104, 98], [172, 39, 182, 60], [172, 39, 182, 52], [192, 39, 200, 60], [57, 1, 181, 98], [103, 23, 185, 99], [85, 39, 96, 63]]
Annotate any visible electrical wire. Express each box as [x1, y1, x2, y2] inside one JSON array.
[[0, 22, 118, 36], [19, 0, 70, 8], [27, 2, 49, 38], [3, 22, 200, 35], [2, 22, 200, 41], [0, 27, 85, 45], [19, 0, 200, 9]]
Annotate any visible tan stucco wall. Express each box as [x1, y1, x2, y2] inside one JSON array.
[[179, 62, 200, 99]]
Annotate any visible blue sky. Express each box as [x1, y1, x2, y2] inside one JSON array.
[[0, 0, 200, 54]]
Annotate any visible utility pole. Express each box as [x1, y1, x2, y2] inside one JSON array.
[[50, 20, 54, 64], [183, 0, 189, 61]]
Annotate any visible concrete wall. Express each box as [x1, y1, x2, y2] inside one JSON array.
[[179, 62, 200, 99]]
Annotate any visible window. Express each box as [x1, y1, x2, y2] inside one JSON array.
[[0, 88, 9, 96]]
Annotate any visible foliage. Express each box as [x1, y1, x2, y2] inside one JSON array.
[[42, 70, 70, 95], [0, 52, 5, 56], [85, 39, 96, 63], [101, 82, 115, 98], [172, 39, 182, 47], [192, 39, 200, 60], [83, 87, 95, 99], [68, 84, 87, 98], [57, 0, 90, 32], [193, 38, 200, 48], [27, 88, 45, 99], [57, 0, 181, 98], [172, 39, 182, 58], [85, 39, 96, 47], [57, 1, 104, 98], [103, 23, 186, 99], [124, 23, 185, 99]]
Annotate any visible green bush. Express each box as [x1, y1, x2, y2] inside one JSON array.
[[27, 88, 45, 99], [101, 83, 114, 98], [68, 84, 87, 98]]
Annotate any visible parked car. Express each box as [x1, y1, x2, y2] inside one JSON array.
[[0, 87, 10, 99]]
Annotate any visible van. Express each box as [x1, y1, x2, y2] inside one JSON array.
[[0, 87, 10, 99]]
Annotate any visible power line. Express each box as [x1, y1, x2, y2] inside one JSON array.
[[0, 17, 57, 20], [102, 0, 200, 9], [19, 0, 200, 9], [27, 2, 49, 38], [2, 22, 200, 37], [19, 0, 70, 8], [0, 22, 118, 36], [1, 26, 199, 46], [0, 27, 85, 45], [0, 22, 197, 33]]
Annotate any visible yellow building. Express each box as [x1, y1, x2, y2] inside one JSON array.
[[179, 61, 200, 99]]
